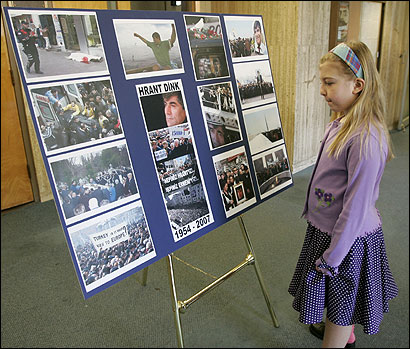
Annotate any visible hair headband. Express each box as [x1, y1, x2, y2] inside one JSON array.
[[330, 43, 364, 79]]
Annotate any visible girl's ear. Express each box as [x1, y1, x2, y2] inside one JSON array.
[[353, 78, 365, 94]]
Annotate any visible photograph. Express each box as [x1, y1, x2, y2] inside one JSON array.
[[224, 15, 268, 62], [184, 15, 230, 81], [49, 140, 139, 225], [149, 124, 194, 163], [242, 103, 284, 155], [213, 147, 257, 218], [157, 153, 213, 242], [113, 19, 184, 80], [233, 60, 276, 109], [29, 77, 123, 155], [197, 82, 242, 150], [252, 144, 292, 200], [68, 201, 155, 293], [7, 9, 109, 83], [137, 80, 189, 132]]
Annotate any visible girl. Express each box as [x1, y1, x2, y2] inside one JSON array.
[[288, 41, 398, 348]]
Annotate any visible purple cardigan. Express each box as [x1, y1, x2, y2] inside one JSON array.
[[302, 119, 387, 276]]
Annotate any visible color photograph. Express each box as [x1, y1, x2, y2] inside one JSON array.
[[184, 15, 230, 81], [8, 9, 109, 83], [29, 77, 123, 155], [224, 15, 268, 62], [197, 82, 242, 150], [242, 103, 284, 155], [113, 19, 184, 80]]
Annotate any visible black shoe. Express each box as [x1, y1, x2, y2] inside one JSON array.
[[35, 71, 44, 74], [309, 322, 356, 348]]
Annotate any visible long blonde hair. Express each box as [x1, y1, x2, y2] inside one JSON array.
[[321, 41, 394, 161]]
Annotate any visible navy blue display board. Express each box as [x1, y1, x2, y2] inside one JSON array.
[[4, 7, 293, 299]]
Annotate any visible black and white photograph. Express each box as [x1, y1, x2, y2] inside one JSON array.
[[224, 15, 268, 62], [157, 153, 212, 241], [197, 82, 242, 150], [137, 80, 189, 132], [252, 144, 292, 200], [213, 147, 257, 218], [184, 15, 230, 81], [49, 140, 139, 225], [149, 124, 194, 163], [8, 9, 109, 83], [68, 201, 155, 293], [233, 60, 276, 109], [242, 103, 284, 155], [113, 19, 184, 80], [29, 77, 123, 155]]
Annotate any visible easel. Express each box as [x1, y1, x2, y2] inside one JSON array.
[[139, 214, 279, 348]]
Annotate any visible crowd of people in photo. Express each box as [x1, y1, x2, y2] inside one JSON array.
[[39, 81, 122, 151], [217, 163, 254, 211], [229, 37, 253, 57], [168, 201, 210, 228], [200, 84, 235, 113], [255, 158, 290, 187], [149, 128, 194, 162], [58, 166, 138, 219], [238, 80, 274, 102], [76, 219, 154, 286]]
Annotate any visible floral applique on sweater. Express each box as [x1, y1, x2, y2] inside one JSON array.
[[313, 188, 335, 212]]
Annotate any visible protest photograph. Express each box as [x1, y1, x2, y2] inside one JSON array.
[[233, 60, 276, 109], [137, 80, 189, 132], [68, 201, 155, 292], [49, 140, 139, 225], [242, 103, 284, 155], [224, 16, 268, 62], [213, 147, 257, 218], [7, 9, 108, 83], [113, 19, 184, 80], [156, 153, 213, 242], [197, 82, 242, 150], [252, 144, 292, 200], [148, 124, 194, 163], [29, 77, 123, 155], [184, 15, 230, 81]]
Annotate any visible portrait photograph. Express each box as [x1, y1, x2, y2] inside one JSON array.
[[29, 77, 123, 156], [224, 15, 268, 62], [7, 9, 109, 83], [113, 19, 184, 80], [184, 15, 230, 81], [197, 82, 242, 150], [233, 60, 276, 109]]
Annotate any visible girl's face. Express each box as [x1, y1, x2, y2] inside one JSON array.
[[319, 61, 360, 114]]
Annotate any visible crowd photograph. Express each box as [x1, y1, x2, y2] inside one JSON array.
[[68, 203, 155, 290], [30, 78, 123, 154], [213, 147, 257, 218], [50, 141, 139, 224], [224, 16, 268, 62], [252, 144, 292, 199], [233, 60, 276, 109]]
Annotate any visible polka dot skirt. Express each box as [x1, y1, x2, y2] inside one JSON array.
[[288, 222, 398, 335]]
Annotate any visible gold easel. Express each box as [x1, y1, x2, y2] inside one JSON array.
[[165, 214, 279, 348]]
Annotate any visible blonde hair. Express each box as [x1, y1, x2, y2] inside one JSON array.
[[320, 41, 394, 161]]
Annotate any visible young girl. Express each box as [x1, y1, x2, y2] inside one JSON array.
[[288, 41, 398, 348]]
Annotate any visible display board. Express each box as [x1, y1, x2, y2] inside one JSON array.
[[4, 7, 293, 299]]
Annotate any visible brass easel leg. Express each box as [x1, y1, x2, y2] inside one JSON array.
[[237, 215, 280, 328], [166, 254, 184, 348]]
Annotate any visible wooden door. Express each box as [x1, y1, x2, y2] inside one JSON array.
[[1, 14, 34, 210]]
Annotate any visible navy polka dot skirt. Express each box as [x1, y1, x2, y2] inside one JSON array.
[[288, 222, 398, 335]]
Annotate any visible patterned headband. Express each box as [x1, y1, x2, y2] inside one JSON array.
[[330, 43, 364, 79]]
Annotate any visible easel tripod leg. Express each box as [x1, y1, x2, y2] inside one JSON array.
[[237, 215, 280, 328], [166, 254, 184, 348]]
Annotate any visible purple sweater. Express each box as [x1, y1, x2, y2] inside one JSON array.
[[302, 118, 387, 275]]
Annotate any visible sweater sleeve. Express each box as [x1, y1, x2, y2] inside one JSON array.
[[316, 135, 386, 276]]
